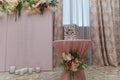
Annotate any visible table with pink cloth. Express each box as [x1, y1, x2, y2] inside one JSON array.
[[53, 39, 92, 80]]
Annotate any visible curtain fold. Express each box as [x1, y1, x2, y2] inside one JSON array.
[[90, 0, 120, 66], [53, 0, 63, 40], [53, 0, 63, 68], [112, 0, 120, 65]]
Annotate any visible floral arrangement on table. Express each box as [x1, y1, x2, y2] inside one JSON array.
[[61, 51, 87, 80], [0, 0, 58, 20]]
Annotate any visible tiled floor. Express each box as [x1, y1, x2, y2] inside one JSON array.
[[0, 66, 120, 80]]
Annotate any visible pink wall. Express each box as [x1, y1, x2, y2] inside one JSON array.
[[0, 10, 53, 71]]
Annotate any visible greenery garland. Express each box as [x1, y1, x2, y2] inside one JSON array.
[[0, 0, 58, 21]]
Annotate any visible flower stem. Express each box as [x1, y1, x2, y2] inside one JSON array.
[[71, 71, 74, 80]]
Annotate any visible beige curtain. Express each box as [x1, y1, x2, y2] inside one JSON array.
[[53, 0, 63, 68], [53, 0, 63, 40], [90, 0, 120, 66]]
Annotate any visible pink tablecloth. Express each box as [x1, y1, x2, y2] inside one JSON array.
[[53, 39, 91, 80]]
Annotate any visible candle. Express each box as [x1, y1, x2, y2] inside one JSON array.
[[9, 66, 16, 74], [15, 70, 19, 75], [24, 68, 28, 73], [35, 67, 40, 73], [19, 69, 25, 76], [28, 68, 33, 74]]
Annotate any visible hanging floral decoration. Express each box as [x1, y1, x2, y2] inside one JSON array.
[[61, 51, 87, 80], [0, 0, 58, 20]]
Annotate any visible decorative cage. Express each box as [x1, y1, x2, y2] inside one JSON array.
[[63, 24, 80, 40]]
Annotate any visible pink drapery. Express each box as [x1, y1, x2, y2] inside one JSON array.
[[53, 0, 63, 68], [53, 39, 91, 80], [90, 0, 120, 66], [0, 11, 53, 71], [53, 0, 63, 40], [60, 70, 86, 80], [54, 40, 91, 60]]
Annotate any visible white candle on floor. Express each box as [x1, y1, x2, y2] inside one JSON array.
[[15, 70, 19, 75], [9, 66, 16, 74], [28, 68, 33, 74], [24, 68, 28, 73], [20, 69, 25, 76], [35, 67, 41, 73]]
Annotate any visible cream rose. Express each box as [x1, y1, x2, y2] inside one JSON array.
[[62, 52, 72, 61]]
